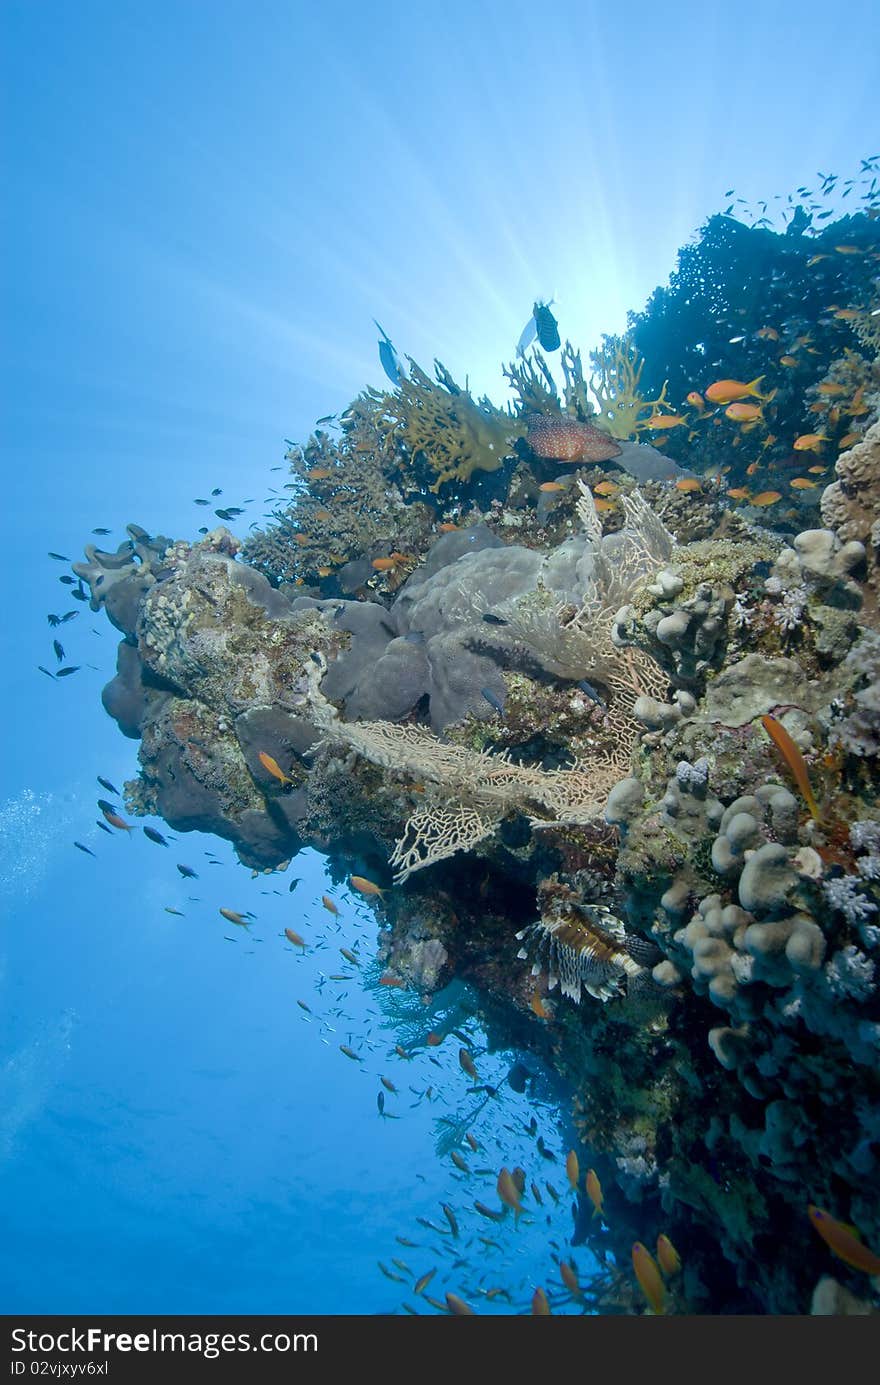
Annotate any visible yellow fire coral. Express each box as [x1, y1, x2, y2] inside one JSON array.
[[588, 334, 674, 439], [377, 360, 523, 491]]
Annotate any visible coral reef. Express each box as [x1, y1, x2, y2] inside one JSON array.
[[71, 185, 880, 1317]]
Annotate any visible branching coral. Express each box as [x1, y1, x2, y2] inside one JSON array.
[[376, 360, 523, 491], [588, 334, 673, 440]]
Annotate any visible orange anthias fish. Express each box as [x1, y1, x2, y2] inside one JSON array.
[[446, 1292, 475, 1316], [790, 477, 818, 489], [101, 807, 134, 833], [817, 381, 847, 395], [371, 557, 398, 571], [459, 1047, 479, 1080], [675, 478, 702, 492], [496, 1167, 523, 1216], [838, 432, 861, 449], [586, 1169, 604, 1219], [560, 1261, 583, 1298], [321, 895, 340, 915], [705, 376, 767, 404], [793, 433, 827, 452], [760, 714, 822, 821], [808, 1206, 880, 1274], [834, 244, 863, 254], [531, 1287, 552, 1315], [284, 927, 306, 949], [538, 480, 566, 492], [685, 390, 706, 410], [566, 1149, 580, 1190], [593, 496, 616, 511], [725, 402, 763, 422], [779, 355, 798, 367], [750, 491, 782, 506], [656, 1234, 682, 1277], [645, 413, 688, 429], [632, 1242, 666, 1314], [437, 522, 459, 532], [593, 479, 619, 495], [258, 751, 293, 786], [349, 874, 385, 898], [219, 907, 250, 927], [756, 326, 780, 341], [727, 487, 751, 501], [306, 467, 333, 480]]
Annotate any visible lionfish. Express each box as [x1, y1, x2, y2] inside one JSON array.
[[516, 905, 660, 1004]]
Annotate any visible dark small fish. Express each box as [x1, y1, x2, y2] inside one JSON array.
[[214, 509, 232, 521], [71, 587, 87, 600], [55, 666, 80, 677], [377, 1091, 385, 1116], [373, 320, 408, 387], [176, 863, 198, 879], [164, 907, 185, 917], [577, 679, 607, 710], [288, 877, 301, 893], [223, 507, 244, 517], [194, 499, 210, 506], [144, 826, 169, 846], [309, 652, 322, 665], [60, 611, 78, 624], [441, 1203, 460, 1239], [92, 528, 112, 536], [97, 799, 117, 815], [480, 687, 505, 715], [339, 1044, 361, 1061], [58, 575, 75, 585], [533, 300, 560, 352], [73, 841, 96, 856], [211, 488, 222, 496], [48, 552, 71, 562], [507, 1060, 531, 1093], [198, 527, 209, 535], [97, 776, 119, 795], [96, 820, 113, 834], [481, 613, 508, 626], [53, 640, 65, 663], [37, 665, 55, 679]]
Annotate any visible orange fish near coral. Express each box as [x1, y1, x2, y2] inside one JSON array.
[[686, 391, 706, 410], [593, 479, 619, 495], [793, 433, 826, 452], [632, 1242, 666, 1314], [727, 487, 751, 500], [586, 1169, 604, 1219], [675, 478, 702, 492], [371, 557, 398, 571], [725, 402, 763, 422], [756, 327, 780, 341], [705, 376, 767, 404], [645, 413, 688, 429], [750, 491, 782, 506], [808, 1206, 880, 1274], [656, 1234, 682, 1277], [838, 432, 861, 449], [760, 714, 822, 822], [437, 522, 459, 533], [790, 477, 818, 489], [526, 413, 622, 463], [593, 496, 616, 511], [349, 874, 385, 898], [321, 895, 339, 915], [779, 356, 798, 367], [566, 1149, 580, 1190], [538, 481, 566, 492], [560, 1262, 583, 1298], [258, 751, 293, 786]]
